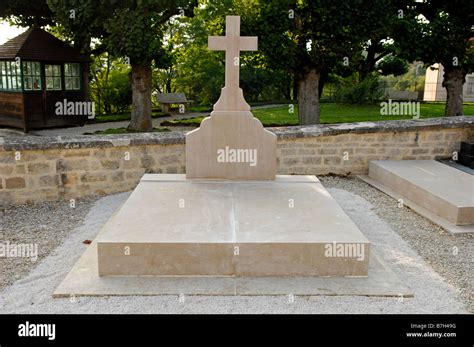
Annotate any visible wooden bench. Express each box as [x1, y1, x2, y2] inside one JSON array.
[[385, 90, 419, 101], [156, 93, 193, 113]]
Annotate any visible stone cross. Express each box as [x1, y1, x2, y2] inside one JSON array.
[[186, 15, 276, 180], [208, 16, 258, 112]]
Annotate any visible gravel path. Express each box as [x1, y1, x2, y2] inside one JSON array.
[[0, 177, 469, 314], [0, 197, 99, 292]]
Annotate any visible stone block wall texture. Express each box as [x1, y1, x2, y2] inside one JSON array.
[[0, 117, 472, 206]]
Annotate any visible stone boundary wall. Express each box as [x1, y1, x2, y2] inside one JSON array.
[[0, 117, 472, 206]]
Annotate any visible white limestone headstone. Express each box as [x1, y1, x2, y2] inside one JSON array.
[[186, 16, 277, 180]]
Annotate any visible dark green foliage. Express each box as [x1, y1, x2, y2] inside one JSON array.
[[334, 74, 383, 104]]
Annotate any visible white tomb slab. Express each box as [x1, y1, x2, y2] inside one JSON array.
[[361, 160, 474, 234], [368, 160, 474, 226], [96, 175, 370, 277]]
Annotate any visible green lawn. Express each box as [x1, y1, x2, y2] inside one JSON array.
[[162, 102, 474, 127], [85, 127, 170, 135], [93, 111, 168, 123], [188, 105, 213, 113]]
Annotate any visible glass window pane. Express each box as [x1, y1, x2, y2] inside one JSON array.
[[19, 62, 42, 91], [65, 63, 80, 78], [65, 65, 81, 90], [33, 77, 41, 90], [46, 77, 53, 89], [54, 77, 61, 90], [45, 65, 61, 90], [24, 76, 31, 90]]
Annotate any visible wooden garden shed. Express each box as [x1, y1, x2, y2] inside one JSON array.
[[0, 27, 90, 132]]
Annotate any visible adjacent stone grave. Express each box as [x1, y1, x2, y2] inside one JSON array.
[[362, 160, 474, 234]]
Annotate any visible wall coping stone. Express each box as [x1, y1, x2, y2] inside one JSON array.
[[0, 116, 472, 151]]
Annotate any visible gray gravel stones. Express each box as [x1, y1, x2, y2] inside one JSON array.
[[0, 196, 98, 292]]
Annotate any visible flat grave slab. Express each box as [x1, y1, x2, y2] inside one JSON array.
[[54, 232, 407, 298], [364, 160, 474, 232], [96, 174, 370, 277]]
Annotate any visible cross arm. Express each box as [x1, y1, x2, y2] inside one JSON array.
[[239, 37, 258, 51], [208, 36, 227, 51]]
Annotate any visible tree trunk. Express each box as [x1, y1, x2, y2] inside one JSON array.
[[318, 70, 327, 100], [104, 55, 111, 114], [75, 36, 92, 102], [128, 62, 153, 132], [442, 68, 465, 117], [284, 73, 291, 100], [166, 70, 172, 93], [82, 62, 91, 102], [359, 46, 376, 82], [292, 72, 298, 101], [298, 68, 320, 125]]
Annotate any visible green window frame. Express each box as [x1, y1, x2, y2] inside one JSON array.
[[22, 61, 42, 91], [64, 63, 81, 91], [45, 64, 62, 91], [0, 61, 22, 91]]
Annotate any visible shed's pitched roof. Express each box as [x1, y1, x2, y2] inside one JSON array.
[[0, 27, 89, 62]]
